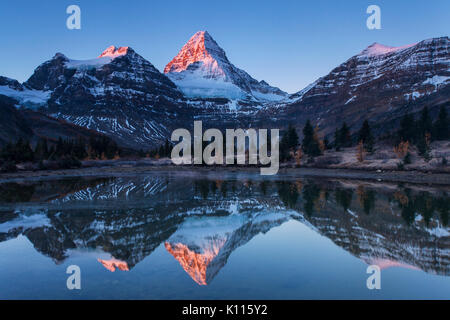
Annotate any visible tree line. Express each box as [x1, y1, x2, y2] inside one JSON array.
[[1, 105, 447, 170], [138, 139, 173, 159], [279, 105, 448, 163], [396, 105, 448, 161], [0, 136, 121, 171], [126, 104, 449, 165], [279, 119, 373, 162]]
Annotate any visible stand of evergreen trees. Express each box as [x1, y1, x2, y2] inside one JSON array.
[[280, 124, 299, 162], [399, 105, 448, 142], [0, 135, 121, 172], [280, 121, 325, 162], [334, 122, 352, 151], [302, 120, 322, 157], [278, 104, 448, 163], [333, 105, 448, 158], [1, 105, 447, 171], [357, 120, 374, 153], [139, 139, 173, 159], [398, 105, 448, 159]]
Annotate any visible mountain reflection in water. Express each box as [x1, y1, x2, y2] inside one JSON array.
[[0, 172, 448, 289]]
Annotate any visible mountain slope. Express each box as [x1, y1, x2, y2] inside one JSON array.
[[165, 31, 287, 102], [0, 36, 448, 147], [0, 95, 34, 145], [260, 36, 450, 138], [0, 97, 110, 147], [0, 76, 50, 109]]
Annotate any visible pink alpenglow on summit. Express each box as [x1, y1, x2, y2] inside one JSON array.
[[164, 31, 226, 77], [164, 241, 224, 285], [368, 258, 421, 271], [63, 46, 131, 70], [164, 31, 287, 101], [99, 45, 129, 58], [98, 258, 130, 272], [359, 42, 417, 57]]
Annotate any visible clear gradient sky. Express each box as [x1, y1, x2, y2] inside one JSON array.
[[0, 0, 448, 93]]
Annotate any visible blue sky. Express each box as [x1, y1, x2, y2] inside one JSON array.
[[0, 0, 448, 93]]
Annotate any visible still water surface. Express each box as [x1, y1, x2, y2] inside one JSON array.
[[0, 171, 448, 299]]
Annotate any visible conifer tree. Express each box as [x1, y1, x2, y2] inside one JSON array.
[[280, 125, 299, 162], [302, 120, 321, 157], [164, 139, 171, 157], [434, 105, 449, 140], [339, 122, 352, 148], [34, 138, 49, 160], [358, 120, 374, 153], [287, 125, 299, 150], [399, 113, 415, 143], [334, 128, 341, 151], [419, 107, 433, 138]]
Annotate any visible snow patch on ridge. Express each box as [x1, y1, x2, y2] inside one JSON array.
[[65, 57, 115, 69], [0, 213, 51, 232], [168, 73, 247, 100], [251, 90, 287, 102], [64, 46, 129, 70], [422, 75, 449, 87]]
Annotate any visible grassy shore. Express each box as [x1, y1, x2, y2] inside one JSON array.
[[1, 158, 449, 186]]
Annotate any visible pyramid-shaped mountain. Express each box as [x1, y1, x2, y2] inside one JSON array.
[[165, 31, 287, 101]]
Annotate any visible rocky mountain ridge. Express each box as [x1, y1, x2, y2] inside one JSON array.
[[0, 35, 448, 148]]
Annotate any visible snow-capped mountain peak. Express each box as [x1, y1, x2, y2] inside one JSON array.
[[164, 31, 287, 102], [12, 45, 185, 149], [99, 45, 130, 58], [263, 36, 449, 140], [164, 31, 228, 77], [359, 42, 417, 57], [36, 47, 135, 72]]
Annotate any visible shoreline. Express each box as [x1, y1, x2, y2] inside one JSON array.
[[0, 162, 449, 185]]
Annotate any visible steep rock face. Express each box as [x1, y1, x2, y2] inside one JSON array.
[[260, 37, 450, 138], [23, 47, 188, 149], [165, 31, 287, 102]]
